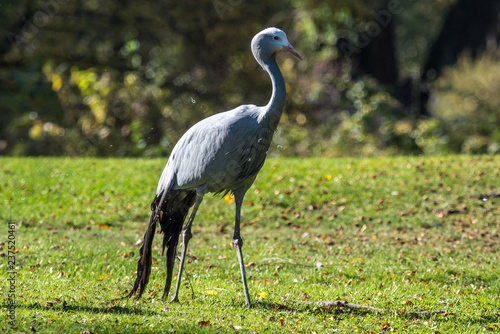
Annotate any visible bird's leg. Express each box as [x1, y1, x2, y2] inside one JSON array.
[[170, 194, 203, 303], [232, 190, 252, 309]]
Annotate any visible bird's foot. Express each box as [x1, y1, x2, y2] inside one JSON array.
[[170, 296, 180, 303]]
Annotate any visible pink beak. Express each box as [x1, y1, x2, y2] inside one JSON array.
[[284, 43, 302, 60]]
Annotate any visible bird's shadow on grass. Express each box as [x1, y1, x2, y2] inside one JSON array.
[[17, 300, 161, 317], [16, 299, 499, 326], [252, 300, 499, 324]]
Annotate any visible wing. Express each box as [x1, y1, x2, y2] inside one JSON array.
[[156, 105, 274, 194]]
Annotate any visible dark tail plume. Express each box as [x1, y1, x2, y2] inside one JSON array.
[[124, 189, 195, 300]]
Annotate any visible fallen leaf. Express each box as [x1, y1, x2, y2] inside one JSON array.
[[198, 320, 210, 327], [119, 250, 134, 258], [47, 318, 55, 323], [206, 289, 218, 295], [258, 292, 268, 298], [215, 223, 227, 234], [271, 304, 290, 311]]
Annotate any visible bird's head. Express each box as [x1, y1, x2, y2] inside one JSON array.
[[251, 27, 302, 68]]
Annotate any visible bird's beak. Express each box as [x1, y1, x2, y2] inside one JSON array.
[[284, 43, 302, 60]]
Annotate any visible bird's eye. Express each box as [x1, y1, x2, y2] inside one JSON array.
[[273, 36, 279, 40]]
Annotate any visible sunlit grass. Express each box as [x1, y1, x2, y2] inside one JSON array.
[[1, 156, 499, 333]]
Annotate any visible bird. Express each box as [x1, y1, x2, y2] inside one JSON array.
[[124, 27, 302, 308]]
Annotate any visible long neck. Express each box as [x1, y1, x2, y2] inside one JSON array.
[[261, 55, 286, 121]]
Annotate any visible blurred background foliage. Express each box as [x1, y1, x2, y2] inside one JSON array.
[[1, 0, 499, 157]]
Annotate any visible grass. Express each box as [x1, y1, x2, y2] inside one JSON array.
[[1, 155, 499, 333]]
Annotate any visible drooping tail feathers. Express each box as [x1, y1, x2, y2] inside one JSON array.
[[124, 189, 196, 300]]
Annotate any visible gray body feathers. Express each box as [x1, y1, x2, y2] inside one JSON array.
[[157, 104, 279, 196]]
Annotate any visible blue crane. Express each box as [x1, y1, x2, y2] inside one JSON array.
[[125, 27, 301, 308]]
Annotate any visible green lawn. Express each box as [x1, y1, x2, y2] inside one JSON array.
[[1, 156, 499, 333]]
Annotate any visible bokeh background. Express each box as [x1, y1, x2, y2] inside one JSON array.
[[1, 0, 499, 157]]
